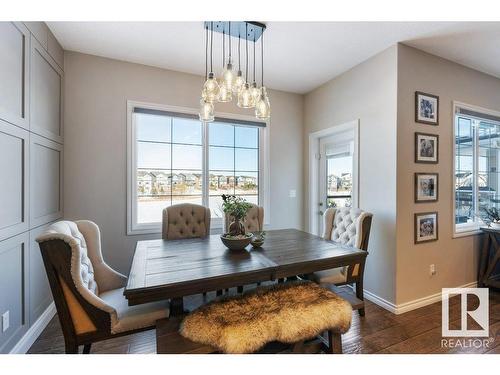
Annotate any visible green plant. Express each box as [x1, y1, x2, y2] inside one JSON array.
[[221, 194, 252, 220], [221, 195, 253, 236]]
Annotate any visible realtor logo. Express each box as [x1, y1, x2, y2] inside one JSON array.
[[442, 288, 489, 337]]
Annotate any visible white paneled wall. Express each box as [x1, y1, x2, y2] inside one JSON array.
[[0, 22, 63, 353]]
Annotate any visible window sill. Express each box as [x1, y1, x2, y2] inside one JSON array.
[[453, 228, 482, 239]]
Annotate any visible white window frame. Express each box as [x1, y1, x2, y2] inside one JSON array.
[[126, 100, 270, 235], [308, 120, 360, 235], [453, 101, 500, 238]]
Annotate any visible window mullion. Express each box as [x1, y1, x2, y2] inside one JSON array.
[[202, 121, 209, 207], [473, 120, 479, 222]]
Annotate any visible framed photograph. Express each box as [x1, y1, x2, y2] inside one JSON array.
[[414, 212, 438, 244], [415, 173, 438, 203], [415, 91, 439, 125], [415, 132, 438, 164]]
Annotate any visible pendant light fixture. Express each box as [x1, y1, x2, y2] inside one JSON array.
[[199, 24, 214, 122], [217, 28, 232, 102], [237, 23, 255, 108], [221, 22, 235, 91], [255, 30, 270, 120], [201, 22, 220, 103], [199, 21, 270, 121], [232, 31, 245, 94], [249, 33, 261, 105]]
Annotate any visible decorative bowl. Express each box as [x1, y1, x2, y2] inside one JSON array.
[[220, 233, 253, 250], [251, 237, 264, 248]]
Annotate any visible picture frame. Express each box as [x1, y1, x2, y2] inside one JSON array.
[[414, 212, 438, 244], [415, 91, 439, 125], [415, 132, 439, 164], [415, 173, 439, 203]]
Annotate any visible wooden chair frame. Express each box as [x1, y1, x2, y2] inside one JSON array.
[[39, 239, 154, 354]]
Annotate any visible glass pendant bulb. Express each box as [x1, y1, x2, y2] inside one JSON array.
[[237, 83, 255, 108], [202, 72, 220, 103], [232, 70, 245, 93], [255, 87, 271, 120], [250, 82, 261, 104], [217, 80, 232, 102], [199, 98, 214, 122], [221, 62, 235, 90]]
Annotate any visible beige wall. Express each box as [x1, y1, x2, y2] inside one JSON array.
[[63, 51, 304, 273], [395, 44, 500, 304], [304, 46, 398, 304]]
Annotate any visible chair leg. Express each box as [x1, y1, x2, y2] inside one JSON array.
[[355, 279, 365, 317], [237, 285, 243, 293], [83, 344, 92, 354], [327, 331, 342, 354], [64, 341, 78, 354]]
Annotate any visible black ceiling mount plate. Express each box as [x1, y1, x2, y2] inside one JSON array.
[[203, 21, 266, 42]]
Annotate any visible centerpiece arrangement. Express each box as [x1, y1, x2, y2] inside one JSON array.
[[220, 194, 253, 250]]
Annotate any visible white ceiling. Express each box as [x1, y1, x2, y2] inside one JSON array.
[[47, 22, 500, 94]]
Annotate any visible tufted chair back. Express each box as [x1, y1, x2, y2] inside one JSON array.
[[223, 204, 264, 234], [322, 207, 373, 277], [36, 221, 130, 338], [162, 203, 211, 240]]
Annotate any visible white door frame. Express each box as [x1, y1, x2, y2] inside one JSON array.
[[308, 120, 360, 235]]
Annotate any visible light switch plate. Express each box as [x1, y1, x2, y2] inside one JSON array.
[[2, 311, 9, 332], [289, 189, 296, 198]]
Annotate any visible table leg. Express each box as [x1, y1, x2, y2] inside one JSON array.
[[169, 297, 185, 317], [478, 233, 490, 288]]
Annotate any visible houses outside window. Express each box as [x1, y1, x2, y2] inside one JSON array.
[[127, 102, 267, 234], [454, 103, 500, 235]]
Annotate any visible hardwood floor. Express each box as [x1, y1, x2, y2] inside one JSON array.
[[28, 287, 500, 354]]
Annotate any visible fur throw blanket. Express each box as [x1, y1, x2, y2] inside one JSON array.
[[179, 281, 352, 353]]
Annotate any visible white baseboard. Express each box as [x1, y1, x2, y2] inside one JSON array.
[[362, 281, 478, 315], [10, 302, 56, 354], [362, 288, 398, 314]]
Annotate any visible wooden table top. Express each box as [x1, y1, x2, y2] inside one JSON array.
[[124, 228, 367, 305]]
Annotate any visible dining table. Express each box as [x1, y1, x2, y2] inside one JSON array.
[[124, 228, 368, 316]]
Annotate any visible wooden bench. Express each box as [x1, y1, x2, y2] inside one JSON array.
[[156, 282, 354, 354]]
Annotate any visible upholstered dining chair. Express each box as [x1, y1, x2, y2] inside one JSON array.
[[36, 220, 169, 354], [310, 207, 373, 316], [223, 203, 264, 234], [162, 203, 211, 240], [162, 203, 216, 297]]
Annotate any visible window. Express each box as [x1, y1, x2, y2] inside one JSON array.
[[127, 102, 267, 234], [454, 103, 500, 235], [326, 143, 353, 208]]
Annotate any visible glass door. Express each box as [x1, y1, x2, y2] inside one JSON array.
[[318, 134, 355, 234]]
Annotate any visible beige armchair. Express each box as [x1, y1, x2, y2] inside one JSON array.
[[162, 203, 211, 240], [36, 220, 169, 353], [223, 203, 264, 234], [311, 207, 372, 315]]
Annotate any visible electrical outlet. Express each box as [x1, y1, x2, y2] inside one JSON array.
[[430, 264, 436, 276], [2, 311, 9, 332]]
